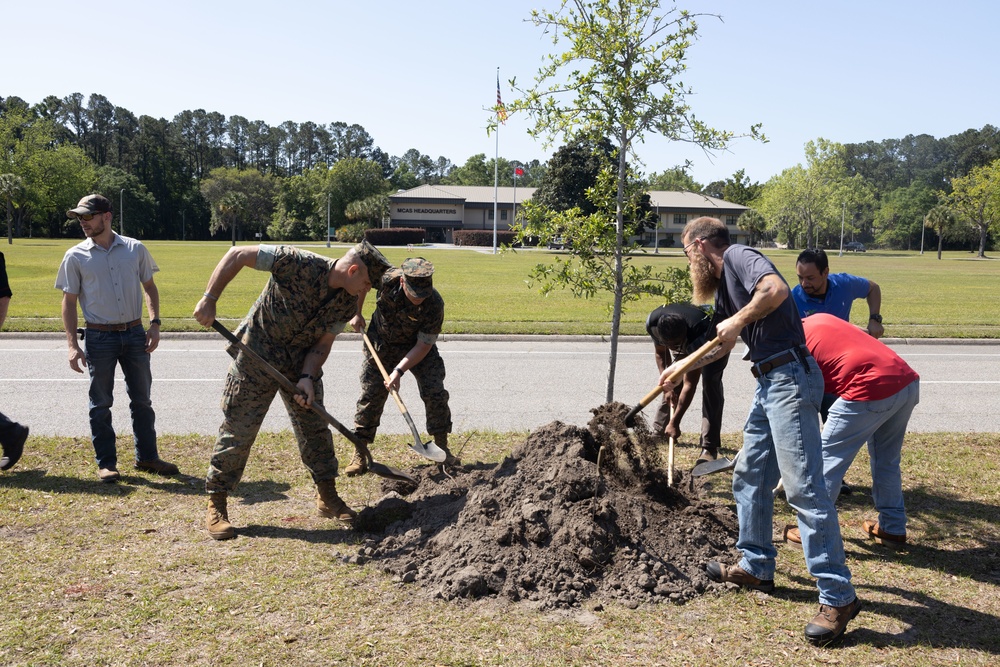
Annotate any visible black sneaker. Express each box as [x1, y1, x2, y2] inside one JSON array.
[[0, 423, 28, 471]]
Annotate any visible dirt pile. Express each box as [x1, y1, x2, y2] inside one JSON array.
[[351, 403, 739, 610]]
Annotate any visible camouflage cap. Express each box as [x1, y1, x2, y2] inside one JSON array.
[[67, 194, 112, 218], [353, 240, 393, 285], [401, 257, 434, 300]]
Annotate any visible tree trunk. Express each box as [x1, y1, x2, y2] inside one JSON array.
[[605, 141, 629, 403]]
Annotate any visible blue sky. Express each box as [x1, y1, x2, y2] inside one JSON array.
[[6, 1, 998, 186]]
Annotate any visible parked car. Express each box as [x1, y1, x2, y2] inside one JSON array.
[[547, 236, 566, 250], [844, 241, 866, 252]]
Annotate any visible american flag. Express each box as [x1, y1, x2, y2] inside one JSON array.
[[496, 73, 508, 124]]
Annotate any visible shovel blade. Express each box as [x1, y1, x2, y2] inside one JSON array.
[[367, 461, 418, 484], [410, 439, 447, 463], [691, 456, 737, 477]]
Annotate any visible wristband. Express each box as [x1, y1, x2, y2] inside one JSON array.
[[299, 373, 317, 382], [394, 367, 405, 376], [150, 318, 161, 326], [203, 292, 219, 301]]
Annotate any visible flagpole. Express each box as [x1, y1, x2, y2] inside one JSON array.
[[512, 163, 518, 231], [492, 69, 500, 255]]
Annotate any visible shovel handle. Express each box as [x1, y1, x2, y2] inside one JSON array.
[[625, 336, 723, 424], [361, 333, 427, 447], [210, 320, 367, 449]]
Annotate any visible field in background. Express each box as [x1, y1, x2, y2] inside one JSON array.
[[2, 240, 998, 337]]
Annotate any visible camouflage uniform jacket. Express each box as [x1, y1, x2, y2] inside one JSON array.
[[369, 268, 444, 348], [230, 245, 357, 371]]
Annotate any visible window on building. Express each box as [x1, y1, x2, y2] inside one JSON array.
[[488, 210, 494, 220], [673, 213, 687, 226], [501, 210, 508, 221], [726, 215, 738, 226]]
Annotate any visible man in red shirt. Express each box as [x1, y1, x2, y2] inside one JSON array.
[[788, 314, 919, 548]]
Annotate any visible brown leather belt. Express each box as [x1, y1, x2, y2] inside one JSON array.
[[751, 345, 810, 378], [85, 319, 143, 332]]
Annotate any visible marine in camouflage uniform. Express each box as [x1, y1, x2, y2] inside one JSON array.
[[193, 240, 393, 540], [348, 257, 455, 474]]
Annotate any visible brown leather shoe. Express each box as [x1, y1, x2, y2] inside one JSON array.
[[695, 448, 718, 465], [135, 458, 180, 476], [705, 561, 774, 592], [862, 520, 907, 547], [98, 467, 121, 483], [783, 524, 802, 545], [805, 597, 862, 646]]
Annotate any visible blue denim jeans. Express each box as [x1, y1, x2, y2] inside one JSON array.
[[733, 354, 856, 607], [822, 380, 920, 536], [85, 326, 158, 469]]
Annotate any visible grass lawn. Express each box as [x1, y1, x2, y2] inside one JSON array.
[[2, 240, 998, 337], [1, 431, 998, 666]]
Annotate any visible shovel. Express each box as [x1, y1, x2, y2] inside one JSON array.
[[360, 332, 447, 463], [210, 320, 416, 484], [624, 335, 722, 428], [691, 449, 740, 477]]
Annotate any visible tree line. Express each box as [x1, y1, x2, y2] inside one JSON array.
[[2, 93, 997, 255], [0, 93, 546, 243]]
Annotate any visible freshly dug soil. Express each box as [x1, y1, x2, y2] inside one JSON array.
[[352, 402, 740, 610]]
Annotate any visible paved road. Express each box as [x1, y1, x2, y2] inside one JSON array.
[[2, 334, 998, 438]]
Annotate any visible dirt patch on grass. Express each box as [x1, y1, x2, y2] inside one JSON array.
[[353, 403, 739, 610]]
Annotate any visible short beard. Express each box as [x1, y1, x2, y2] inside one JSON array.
[[689, 251, 720, 304]]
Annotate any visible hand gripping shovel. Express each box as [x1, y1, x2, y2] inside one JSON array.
[[210, 320, 416, 484], [624, 336, 723, 428], [361, 332, 447, 463]]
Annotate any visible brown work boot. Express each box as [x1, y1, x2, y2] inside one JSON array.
[[705, 561, 775, 593], [316, 479, 356, 522], [98, 466, 121, 483], [343, 448, 369, 477], [433, 433, 461, 466], [695, 447, 718, 465], [804, 597, 863, 646], [862, 520, 907, 548], [135, 458, 180, 476], [206, 492, 236, 540], [783, 524, 803, 545]]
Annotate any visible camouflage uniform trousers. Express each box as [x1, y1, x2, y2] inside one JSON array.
[[354, 342, 452, 443], [206, 354, 338, 493]]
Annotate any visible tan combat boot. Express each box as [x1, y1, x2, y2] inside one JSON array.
[[316, 479, 357, 522], [343, 446, 369, 477], [206, 492, 236, 540], [434, 433, 461, 466]]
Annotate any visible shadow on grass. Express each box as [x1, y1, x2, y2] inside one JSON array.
[[0, 467, 198, 496], [238, 523, 360, 544], [836, 483, 1000, 587]]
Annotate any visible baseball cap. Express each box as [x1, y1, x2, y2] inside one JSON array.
[[353, 240, 393, 286], [401, 257, 434, 300], [67, 194, 112, 218]]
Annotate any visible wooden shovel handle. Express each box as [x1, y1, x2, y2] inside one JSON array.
[[626, 335, 723, 424], [361, 333, 408, 414]]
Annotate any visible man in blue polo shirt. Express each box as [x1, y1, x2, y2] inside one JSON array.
[[792, 248, 883, 338]]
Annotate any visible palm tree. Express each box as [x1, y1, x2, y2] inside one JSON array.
[[924, 205, 957, 260]]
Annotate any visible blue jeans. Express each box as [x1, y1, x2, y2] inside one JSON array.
[[85, 326, 158, 469], [733, 354, 855, 607], [822, 380, 920, 536]]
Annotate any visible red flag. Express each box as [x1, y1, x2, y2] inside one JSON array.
[[496, 73, 508, 124], [515, 167, 524, 176]]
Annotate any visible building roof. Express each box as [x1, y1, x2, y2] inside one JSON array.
[[389, 184, 747, 212], [390, 184, 537, 205], [646, 190, 748, 212]]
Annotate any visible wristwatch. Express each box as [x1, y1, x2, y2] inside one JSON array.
[[150, 318, 162, 326], [299, 373, 317, 382], [869, 314, 883, 323]]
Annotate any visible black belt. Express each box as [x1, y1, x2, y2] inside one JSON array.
[[751, 345, 810, 378], [85, 319, 143, 332]]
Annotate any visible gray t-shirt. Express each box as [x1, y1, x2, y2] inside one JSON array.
[[715, 244, 805, 362]]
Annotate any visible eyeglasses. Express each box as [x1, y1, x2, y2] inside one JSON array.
[[683, 237, 705, 257], [76, 212, 99, 222]]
